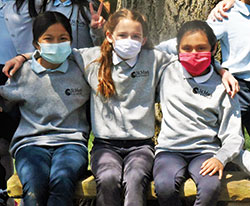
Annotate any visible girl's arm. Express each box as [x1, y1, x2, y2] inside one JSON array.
[[208, 0, 235, 21], [89, 2, 106, 46], [2, 53, 31, 78], [218, 68, 239, 98]]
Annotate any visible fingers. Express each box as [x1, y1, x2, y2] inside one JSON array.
[[226, 79, 239, 98], [229, 81, 240, 98], [218, 3, 229, 19], [89, 2, 103, 16], [208, 1, 230, 21], [221, 69, 239, 98], [9, 65, 19, 77], [2, 63, 14, 78], [222, 0, 235, 12], [97, 2, 103, 16], [200, 158, 224, 179], [89, 2, 94, 16], [218, 169, 223, 180], [207, 168, 222, 179], [3, 64, 18, 77], [98, 16, 106, 26], [223, 80, 231, 95], [2, 66, 11, 78], [2, 56, 25, 77], [200, 159, 211, 176]]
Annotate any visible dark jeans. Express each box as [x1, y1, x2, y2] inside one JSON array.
[[153, 152, 221, 206], [236, 78, 250, 135], [15, 144, 88, 206], [91, 138, 154, 206]]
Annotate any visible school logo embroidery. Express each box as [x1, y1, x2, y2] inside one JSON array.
[[192, 87, 212, 98], [65, 88, 82, 96], [131, 70, 149, 78]]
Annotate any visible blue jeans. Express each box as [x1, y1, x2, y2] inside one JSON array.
[[153, 152, 221, 206], [15, 144, 88, 206]]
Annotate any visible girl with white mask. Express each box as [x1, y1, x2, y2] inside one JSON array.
[[72, 8, 172, 206]]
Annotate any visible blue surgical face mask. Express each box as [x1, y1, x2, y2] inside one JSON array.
[[38, 41, 72, 64]]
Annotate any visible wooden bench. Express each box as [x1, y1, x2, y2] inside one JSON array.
[[6, 172, 250, 206]]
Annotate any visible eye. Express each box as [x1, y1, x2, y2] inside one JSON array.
[[181, 45, 192, 52], [197, 46, 206, 51], [44, 37, 52, 41], [60, 37, 69, 41], [117, 34, 127, 38], [132, 35, 142, 40]]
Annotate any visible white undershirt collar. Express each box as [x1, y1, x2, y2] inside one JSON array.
[[112, 51, 137, 67]]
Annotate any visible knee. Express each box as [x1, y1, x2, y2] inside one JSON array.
[[22, 177, 49, 198], [197, 178, 221, 202], [96, 169, 121, 190], [201, 178, 220, 194], [154, 177, 176, 198], [50, 170, 75, 190]]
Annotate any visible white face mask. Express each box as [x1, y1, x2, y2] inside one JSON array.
[[113, 38, 142, 60]]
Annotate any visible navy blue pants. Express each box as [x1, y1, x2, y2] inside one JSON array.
[[91, 138, 154, 206], [15, 144, 88, 206], [236, 78, 250, 135], [153, 152, 221, 206]]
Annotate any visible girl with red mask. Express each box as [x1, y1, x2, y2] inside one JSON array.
[[153, 20, 244, 206]]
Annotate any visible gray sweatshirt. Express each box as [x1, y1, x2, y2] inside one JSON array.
[[73, 47, 173, 140], [0, 55, 90, 157], [156, 57, 244, 166]]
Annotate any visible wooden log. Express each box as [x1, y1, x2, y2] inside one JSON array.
[[7, 172, 250, 203]]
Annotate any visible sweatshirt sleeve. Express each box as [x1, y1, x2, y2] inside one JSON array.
[[0, 75, 21, 112], [83, 6, 105, 46], [89, 27, 105, 46], [214, 93, 244, 165], [156, 38, 178, 55], [206, 19, 227, 40]]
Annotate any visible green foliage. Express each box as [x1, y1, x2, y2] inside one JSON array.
[[87, 133, 95, 170], [244, 128, 250, 151]]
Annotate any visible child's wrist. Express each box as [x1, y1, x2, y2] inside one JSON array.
[[16, 54, 28, 62]]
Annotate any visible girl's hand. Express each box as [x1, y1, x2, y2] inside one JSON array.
[[200, 158, 224, 179], [220, 69, 239, 98], [90, 2, 106, 29], [3, 54, 29, 78], [208, 0, 235, 21]]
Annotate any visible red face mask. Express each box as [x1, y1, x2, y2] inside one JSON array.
[[179, 52, 211, 76]]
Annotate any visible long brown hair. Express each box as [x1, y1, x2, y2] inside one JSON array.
[[96, 8, 152, 98]]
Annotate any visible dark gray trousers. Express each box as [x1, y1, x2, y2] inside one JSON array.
[[90, 138, 154, 206], [153, 152, 221, 206]]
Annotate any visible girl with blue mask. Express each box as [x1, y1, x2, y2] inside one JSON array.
[[0, 11, 91, 206], [32, 11, 73, 68], [1, 0, 108, 77]]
